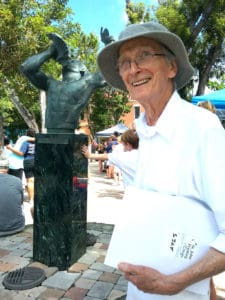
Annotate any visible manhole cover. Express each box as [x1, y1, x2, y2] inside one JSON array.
[[3, 266, 46, 290]]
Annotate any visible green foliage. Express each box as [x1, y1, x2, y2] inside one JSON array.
[[88, 87, 131, 137], [126, 1, 150, 24], [208, 74, 225, 90], [0, 72, 17, 124], [156, 2, 190, 41]]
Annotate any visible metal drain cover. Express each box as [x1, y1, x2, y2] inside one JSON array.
[[3, 266, 46, 290]]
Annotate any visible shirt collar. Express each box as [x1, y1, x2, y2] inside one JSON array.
[[136, 91, 181, 141]]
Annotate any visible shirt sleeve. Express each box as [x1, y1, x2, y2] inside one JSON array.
[[19, 141, 28, 154], [108, 151, 137, 176]]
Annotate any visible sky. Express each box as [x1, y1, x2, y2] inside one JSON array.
[[67, 0, 157, 42]]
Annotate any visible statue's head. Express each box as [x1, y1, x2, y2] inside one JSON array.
[[62, 59, 88, 81]]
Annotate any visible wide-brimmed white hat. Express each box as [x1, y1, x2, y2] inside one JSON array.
[[97, 22, 194, 91]]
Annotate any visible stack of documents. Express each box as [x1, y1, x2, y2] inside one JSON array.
[[105, 186, 218, 295]]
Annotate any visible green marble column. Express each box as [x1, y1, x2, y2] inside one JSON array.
[[33, 133, 88, 270]]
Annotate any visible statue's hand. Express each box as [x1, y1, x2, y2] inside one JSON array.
[[100, 27, 115, 45], [48, 32, 69, 63], [49, 43, 58, 60]]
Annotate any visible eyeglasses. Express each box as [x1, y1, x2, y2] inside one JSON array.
[[117, 50, 166, 73]]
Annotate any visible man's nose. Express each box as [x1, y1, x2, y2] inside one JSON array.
[[129, 60, 140, 73]]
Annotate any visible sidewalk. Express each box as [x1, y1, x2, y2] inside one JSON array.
[[0, 161, 225, 299], [0, 162, 127, 300]]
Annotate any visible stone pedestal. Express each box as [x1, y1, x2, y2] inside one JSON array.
[[33, 133, 88, 270]]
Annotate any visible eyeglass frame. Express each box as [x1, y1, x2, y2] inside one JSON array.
[[117, 50, 166, 73]]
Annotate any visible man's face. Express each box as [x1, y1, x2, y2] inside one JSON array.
[[118, 37, 177, 105]]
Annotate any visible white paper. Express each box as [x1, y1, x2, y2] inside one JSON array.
[[105, 186, 218, 295]]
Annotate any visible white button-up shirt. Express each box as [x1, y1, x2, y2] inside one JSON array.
[[124, 91, 225, 299], [135, 91, 225, 254]]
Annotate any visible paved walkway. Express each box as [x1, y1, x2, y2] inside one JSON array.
[[0, 161, 225, 299]]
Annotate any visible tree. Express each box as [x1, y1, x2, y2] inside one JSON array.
[[125, 0, 225, 97], [125, 0, 150, 23], [179, 0, 225, 95]]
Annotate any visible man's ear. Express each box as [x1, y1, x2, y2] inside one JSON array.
[[168, 59, 178, 79]]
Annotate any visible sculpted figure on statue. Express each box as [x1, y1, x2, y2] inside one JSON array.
[[20, 29, 113, 133]]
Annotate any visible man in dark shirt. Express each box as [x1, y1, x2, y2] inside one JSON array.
[[0, 157, 25, 236]]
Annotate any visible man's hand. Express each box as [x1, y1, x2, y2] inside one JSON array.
[[49, 43, 58, 60], [118, 263, 186, 295]]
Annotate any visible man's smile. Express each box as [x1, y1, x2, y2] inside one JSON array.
[[132, 78, 151, 86]]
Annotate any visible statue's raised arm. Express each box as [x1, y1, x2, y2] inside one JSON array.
[[100, 27, 115, 46]]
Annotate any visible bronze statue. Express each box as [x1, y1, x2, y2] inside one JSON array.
[[20, 31, 110, 133]]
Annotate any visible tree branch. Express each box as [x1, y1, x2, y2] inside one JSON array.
[[188, 0, 216, 43], [2, 76, 39, 132]]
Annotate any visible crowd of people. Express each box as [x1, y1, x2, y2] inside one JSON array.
[[83, 129, 139, 188]]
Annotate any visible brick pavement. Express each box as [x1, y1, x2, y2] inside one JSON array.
[[0, 162, 127, 299], [0, 161, 225, 299], [0, 223, 127, 300]]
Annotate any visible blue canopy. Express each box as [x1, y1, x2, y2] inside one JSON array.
[[192, 89, 225, 109]]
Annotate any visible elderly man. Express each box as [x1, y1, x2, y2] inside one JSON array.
[[0, 157, 25, 236], [97, 22, 225, 299]]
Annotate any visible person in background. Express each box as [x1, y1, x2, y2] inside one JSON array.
[[6, 132, 35, 180], [6, 129, 36, 219], [96, 142, 105, 173], [104, 135, 114, 178], [197, 100, 216, 113], [97, 21, 225, 299], [113, 130, 120, 140], [111, 136, 123, 186], [82, 129, 139, 188], [105, 135, 118, 179], [0, 156, 25, 236], [90, 139, 98, 162], [20, 128, 36, 204], [3, 135, 11, 158]]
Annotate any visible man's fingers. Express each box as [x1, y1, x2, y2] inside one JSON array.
[[118, 262, 137, 275]]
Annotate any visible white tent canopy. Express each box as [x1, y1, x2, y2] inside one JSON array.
[[96, 123, 128, 137]]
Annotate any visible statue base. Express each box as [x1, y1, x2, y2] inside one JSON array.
[[33, 133, 88, 270]]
